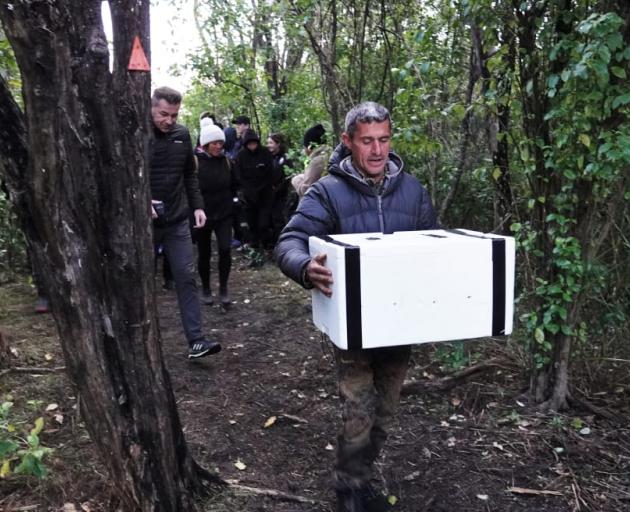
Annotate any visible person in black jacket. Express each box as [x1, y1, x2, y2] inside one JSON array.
[[234, 129, 275, 255], [275, 102, 438, 512], [266, 133, 293, 244], [195, 118, 237, 307], [150, 86, 221, 359]]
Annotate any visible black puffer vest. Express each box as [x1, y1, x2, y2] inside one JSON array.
[[150, 124, 203, 226]]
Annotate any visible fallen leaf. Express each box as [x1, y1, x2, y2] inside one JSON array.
[[493, 442, 504, 451], [54, 414, 64, 424], [234, 459, 246, 471], [387, 495, 398, 506], [229, 420, 237, 425], [63, 504, 78, 512], [243, 299, 250, 304], [9, 347, 18, 357], [325, 443, 334, 451], [263, 416, 277, 428], [579, 427, 591, 435], [45, 353, 54, 361], [81, 503, 92, 512], [477, 494, 489, 500], [46, 403, 59, 412]]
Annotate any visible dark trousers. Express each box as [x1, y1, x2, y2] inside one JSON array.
[[242, 188, 274, 248], [332, 345, 411, 491], [154, 219, 204, 344], [196, 216, 232, 292]]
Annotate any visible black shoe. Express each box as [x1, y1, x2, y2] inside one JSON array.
[[336, 488, 367, 512], [201, 289, 214, 305], [188, 339, 221, 359], [219, 287, 230, 307], [337, 486, 391, 512]]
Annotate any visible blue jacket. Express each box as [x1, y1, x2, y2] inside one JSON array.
[[274, 150, 438, 286]]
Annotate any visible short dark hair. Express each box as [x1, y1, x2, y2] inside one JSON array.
[[269, 133, 288, 154], [344, 102, 391, 138], [152, 86, 182, 106], [303, 124, 326, 148]]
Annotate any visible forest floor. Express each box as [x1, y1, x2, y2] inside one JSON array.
[[1, 250, 629, 512]]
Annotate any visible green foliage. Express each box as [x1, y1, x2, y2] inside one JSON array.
[[514, 11, 630, 370], [435, 341, 477, 371], [0, 400, 54, 479]]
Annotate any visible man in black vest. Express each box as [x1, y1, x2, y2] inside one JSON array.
[[150, 86, 221, 359]]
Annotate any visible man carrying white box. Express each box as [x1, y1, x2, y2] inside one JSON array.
[[275, 102, 438, 512]]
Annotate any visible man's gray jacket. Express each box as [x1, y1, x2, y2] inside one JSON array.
[[274, 150, 438, 287]]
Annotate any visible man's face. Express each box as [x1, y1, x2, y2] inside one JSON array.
[[237, 123, 249, 137], [151, 99, 180, 133], [342, 120, 391, 181], [246, 140, 258, 152]]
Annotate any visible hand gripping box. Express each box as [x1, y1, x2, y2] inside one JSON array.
[[308, 229, 515, 350]]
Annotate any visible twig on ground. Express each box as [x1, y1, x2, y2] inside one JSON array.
[[0, 366, 66, 376], [507, 486, 563, 496], [281, 413, 308, 424], [225, 479, 324, 505]]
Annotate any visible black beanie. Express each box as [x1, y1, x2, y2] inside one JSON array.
[[303, 124, 326, 148]]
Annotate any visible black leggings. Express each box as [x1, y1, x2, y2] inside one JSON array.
[[196, 216, 232, 292]]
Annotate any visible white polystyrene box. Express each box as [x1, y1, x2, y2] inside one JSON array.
[[308, 229, 515, 350]]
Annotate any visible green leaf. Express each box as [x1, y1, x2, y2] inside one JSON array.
[[0, 439, 19, 458], [611, 66, 627, 79], [578, 134, 591, 148], [612, 93, 630, 109], [534, 327, 545, 344]]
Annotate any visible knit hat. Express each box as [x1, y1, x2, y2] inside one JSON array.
[[303, 123, 326, 148], [199, 117, 225, 146]]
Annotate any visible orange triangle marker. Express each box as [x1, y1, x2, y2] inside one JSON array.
[[128, 36, 150, 71]]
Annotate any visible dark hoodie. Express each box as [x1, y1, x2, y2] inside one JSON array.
[[234, 130, 275, 201], [274, 150, 438, 286], [195, 148, 237, 221]]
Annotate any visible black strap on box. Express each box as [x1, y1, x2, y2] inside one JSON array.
[[444, 230, 507, 336], [318, 236, 363, 349]]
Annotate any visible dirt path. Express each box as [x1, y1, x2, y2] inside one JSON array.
[[1, 252, 629, 511]]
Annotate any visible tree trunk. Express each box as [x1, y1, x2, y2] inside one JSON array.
[[0, 1, 220, 509], [490, 27, 515, 234]]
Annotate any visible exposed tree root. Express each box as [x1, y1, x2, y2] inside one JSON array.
[[401, 357, 508, 395]]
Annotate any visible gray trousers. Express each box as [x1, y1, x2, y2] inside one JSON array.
[[332, 345, 411, 491], [154, 219, 204, 344]]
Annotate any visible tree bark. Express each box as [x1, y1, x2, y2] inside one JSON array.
[[0, 1, 221, 509]]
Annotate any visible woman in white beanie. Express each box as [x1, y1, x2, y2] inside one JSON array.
[[195, 118, 237, 306]]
